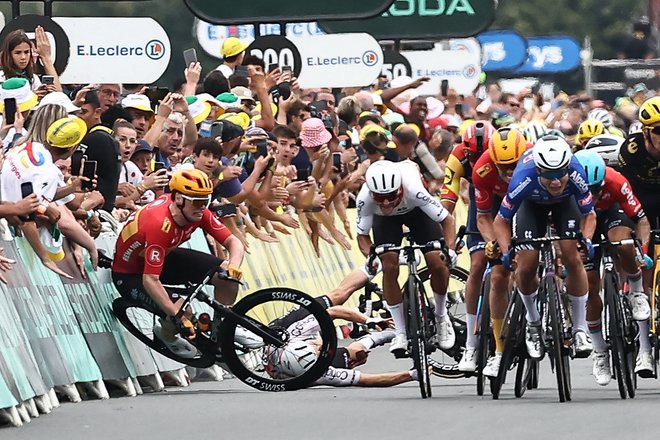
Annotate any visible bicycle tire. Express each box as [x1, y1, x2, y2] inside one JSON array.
[[547, 277, 571, 402], [407, 278, 432, 398], [220, 288, 337, 392], [492, 290, 524, 400], [476, 271, 492, 397], [112, 297, 216, 368]]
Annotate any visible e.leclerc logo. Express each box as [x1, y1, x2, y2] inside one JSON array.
[[362, 50, 378, 67], [463, 64, 478, 78], [76, 39, 166, 60]]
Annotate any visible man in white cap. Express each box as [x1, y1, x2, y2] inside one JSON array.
[[121, 94, 154, 139], [215, 37, 248, 79]]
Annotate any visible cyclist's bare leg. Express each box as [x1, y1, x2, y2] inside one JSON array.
[[490, 265, 510, 353], [464, 250, 487, 350], [381, 252, 405, 337], [326, 269, 369, 306], [212, 275, 240, 305], [516, 249, 542, 322], [559, 239, 589, 334]]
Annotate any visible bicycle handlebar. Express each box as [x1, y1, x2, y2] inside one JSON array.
[[373, 240, 445, 257]]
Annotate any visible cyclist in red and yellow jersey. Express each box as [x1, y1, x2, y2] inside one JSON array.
[[112, 169, 245, 357]]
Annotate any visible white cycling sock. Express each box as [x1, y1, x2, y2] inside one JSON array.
[[569, 294, 588, 334], [628, 270, 644, 293], [519, 289, 540, 323], [433, 291, 447, 318], [587, 319, 608, 353], [638, 319, 652, 353], [388, 303, 407, 336], [466, 313, 478, 350]]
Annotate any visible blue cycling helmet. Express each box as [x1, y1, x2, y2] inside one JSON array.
[[574, 149, 606, 186]]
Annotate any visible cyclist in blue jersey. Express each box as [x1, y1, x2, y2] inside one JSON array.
[[493, 136, 597, 360]]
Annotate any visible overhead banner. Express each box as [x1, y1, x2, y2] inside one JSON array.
[[247, 34, 383, 89], [184, 0, 395, 24], [513, 36, 581, 74], [402, 40, 482, 96], [0, 15, 170, 84], [195, 20, 324, 59], [320, 0, 497, 40], [476, 30, 528, 71]]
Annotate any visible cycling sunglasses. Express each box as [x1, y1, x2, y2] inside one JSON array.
[[372, 189, 400, 203], [537, 167, 569, 180], [181, 194, 211, 208], [589, 183, 604, 195], [649, 126, 660, 136]]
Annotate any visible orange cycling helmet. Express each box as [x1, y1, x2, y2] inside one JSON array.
[[489, 127, 527, 165], [169, 169, 213, 197], [639, 96, 660, 127]]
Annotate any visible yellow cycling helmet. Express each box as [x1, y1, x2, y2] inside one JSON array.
[[639, 96, 660, 126], [489, 127, 527, 165], [577, 119, 605, 144], [169, 169, 213, 197]]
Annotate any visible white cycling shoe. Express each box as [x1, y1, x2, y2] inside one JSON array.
[[629, 292, 651, 321], [592, 351, 611, 386], [234, 327, 265, 349], [153, 321, 197, 359], [458, 347, 478, 372], [483, 353, 502, 378], [436, 315, 456, 350]]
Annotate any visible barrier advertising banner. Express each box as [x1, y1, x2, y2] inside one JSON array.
[[476, 30, 528, 71], [513, 36, 581, 74]]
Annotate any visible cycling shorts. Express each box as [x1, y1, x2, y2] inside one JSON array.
[[512, 196, 582, 249], [112, 248, 223, 316], [372, 207, 443, 250], [585, 204, 635, 272]]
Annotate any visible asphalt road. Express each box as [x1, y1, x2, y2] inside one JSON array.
[[4, 344, 660, 440]]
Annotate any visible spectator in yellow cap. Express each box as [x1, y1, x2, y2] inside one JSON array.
[[216, 37, 249, 79]]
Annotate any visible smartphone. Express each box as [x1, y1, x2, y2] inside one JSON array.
[[154, 161, 166, 173], [183, 48, 198, 67], [296, 167, 310, 182], [255, 139, 268, 158], [4, 97, 16, 125], [332, 152, 342, 170], [281, 65, 292, 82], [198, 121, 212, 138], [523, 97, 534, 112], [82, 160, 97, 191], [145, 87, 169, 106], [20, 182, 35, 221], [441, 79, 449, 97], [41, 75, 54, 86], [268, 63, 279, 73], [455, 103, 464, 116], [209, 122, 224, 140], [235, 65, 249, 77]]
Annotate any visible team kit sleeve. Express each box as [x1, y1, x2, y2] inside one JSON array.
[[471, 154, 495, 213], [440, 153, 465, 205], [355, 185, 374, 236], [407, 177, 449, 222], [568, 160, 595, 215], [200, 209, 233, 243], [609, 169, 645, 220]]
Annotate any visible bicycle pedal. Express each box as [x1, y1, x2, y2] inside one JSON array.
[[392, 349, 409, 359]]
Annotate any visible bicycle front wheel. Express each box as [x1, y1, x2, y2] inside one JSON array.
[[408, 278, 432, 398], [492, 290, 524, 399], [219, 288, 337, 392], [547, 278, 571, 402], [476, 271, 492, 397]]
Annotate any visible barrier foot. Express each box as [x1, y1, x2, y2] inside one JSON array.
[[190, 365, 226, 382], [161, 368, 190, 387], [106, 378, 138, 397], [24, 398, 38, 418], [0, 406, 23, 427], [138, 373, 165, 392], [132, 378, 143, 395], [34, 393, 53, 414], [48, 388, 60, 408], [79, 380, 110, 400], [16, 403, 30, 424], [55, 384, 82, 403]]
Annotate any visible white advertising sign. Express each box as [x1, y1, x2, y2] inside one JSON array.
[[289, 34, 383, 89], [55, 17, 171, 84], [402, 42, 482, 96], [195, 19, 324, 59]]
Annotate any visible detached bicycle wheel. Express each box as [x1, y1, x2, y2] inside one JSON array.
[[219, 288, 337, 392], [112, 297, 216, 368]]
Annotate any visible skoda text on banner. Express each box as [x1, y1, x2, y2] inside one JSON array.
[[54, 17, 171, 84], [402, 40, 482, 96]]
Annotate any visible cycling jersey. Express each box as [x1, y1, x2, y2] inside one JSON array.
[[498, 150, 594, 221], [471, 151, 510, 213], [112, 194, 232, 276], [618, 131, 660, 218], [595, 167, 645, 221], [441, 144, 476, 205], [355, 160, 449, 236]]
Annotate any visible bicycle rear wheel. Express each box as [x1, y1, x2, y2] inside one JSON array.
[[220, 288, 337, 392], [547, 278, 571, 402], [112, 297, 216, 368], [492, 290, 524, 399], [606, 274, 635, 399], [476, 271, 492, 397], [408, 278, 432, 398]]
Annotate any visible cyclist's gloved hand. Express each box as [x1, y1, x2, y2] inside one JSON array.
[[502, 251, 513, 271], [366, 316, 394, 330], [485, 240, 501, 260], [583, 238, 595, 260], [643, 254, 654, 270], [171, 315, 196, 339], [447, 249, 458, 268], [227, 264, 243, 280], [365, 256, 382, 276]]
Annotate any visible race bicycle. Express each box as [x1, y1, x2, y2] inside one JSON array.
[[112, 267, 337, 392]]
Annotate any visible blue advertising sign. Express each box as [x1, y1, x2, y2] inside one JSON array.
[[514, 36, 581, 74], [476, 30, 527, 72]]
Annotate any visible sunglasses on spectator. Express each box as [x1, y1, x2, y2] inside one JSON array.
[[537, 168, 569, 180], [180, 194, 211, 208], [371, 189, 401, 203]]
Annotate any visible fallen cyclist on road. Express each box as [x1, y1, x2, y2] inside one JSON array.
[[111, 169, 252, 358]]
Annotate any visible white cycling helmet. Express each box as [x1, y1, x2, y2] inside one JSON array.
[[628, 121, 643, 134], [587, 108, 614, 128], [585, 134, 623, 167], [523, 120, 549, 144], [532, 135, 572, 171], [365, 160, 402, 194], [265, 341, 317, 379]]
